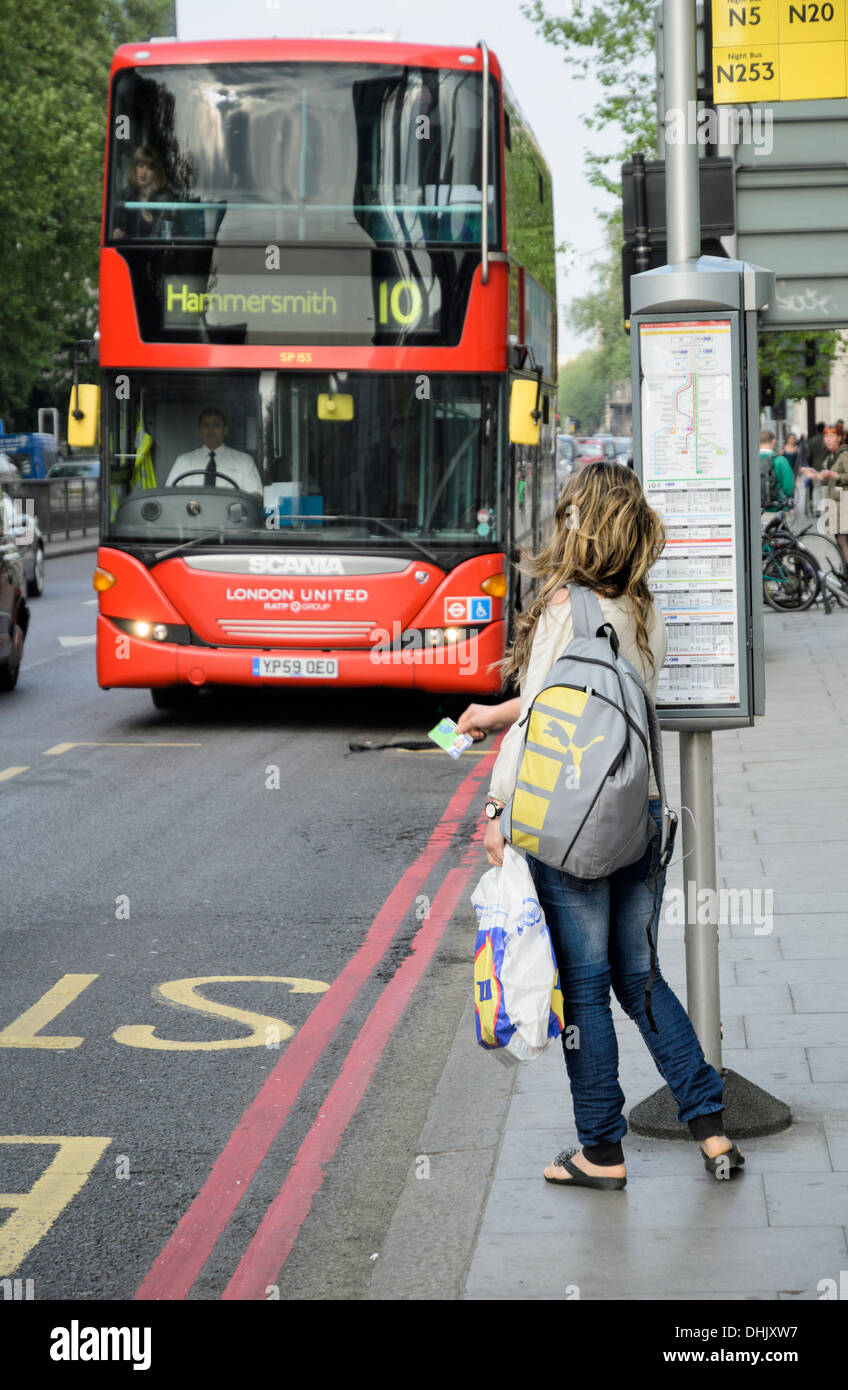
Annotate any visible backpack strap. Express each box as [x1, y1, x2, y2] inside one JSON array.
[[629, 667, 671, 861], [567, 584, 620, 656]]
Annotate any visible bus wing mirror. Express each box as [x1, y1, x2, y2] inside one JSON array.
[[317, 393, 354, 422], [68, 384, 101, 449], [509, 378, 541, 446]]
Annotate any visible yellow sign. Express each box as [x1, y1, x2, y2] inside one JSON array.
[[712, 1, 848, 101]]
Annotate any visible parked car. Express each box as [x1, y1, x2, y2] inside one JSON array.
[[614, 436, 634, 467], [0, 502, 30, 690], [575, 436, 616, 468], [47, 458, 100, 480], [1, 490, 45, 597], [0, 452, 21, 478]]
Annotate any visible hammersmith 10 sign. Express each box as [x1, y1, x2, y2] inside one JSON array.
[[712, 0, 848, 102]]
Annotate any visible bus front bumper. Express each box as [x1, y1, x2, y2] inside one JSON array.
[[96, 614, 505, 694]]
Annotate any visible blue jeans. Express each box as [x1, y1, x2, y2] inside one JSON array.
[[527, 799, 724, 1151]]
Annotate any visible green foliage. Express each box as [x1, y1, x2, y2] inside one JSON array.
[[0, 0, 172, 427], [504, 100, 557, 297], [758, 330, 844, 405], [522, 0, 657, 200], [559, 350, 611, 435], [567, 217, 630, 381]]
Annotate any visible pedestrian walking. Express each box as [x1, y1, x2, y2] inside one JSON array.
[[801, 423, 848, 570], [760, 429, 794, 522], [472, 463, 743, 1189], [805, 421, 828, 516]]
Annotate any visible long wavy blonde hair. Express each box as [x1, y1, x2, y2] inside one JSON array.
[[501, 462, 666, 685]]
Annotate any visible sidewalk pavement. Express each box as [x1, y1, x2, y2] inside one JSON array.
[[369, 607, 848, 1301], [44, 532, 98, 559]]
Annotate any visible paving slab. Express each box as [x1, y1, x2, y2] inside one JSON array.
[[764, 1172, 848, 1228], [790, 984, 848, 1014], [806, 1048, 848, 1084], [465, 1228, 848, 1300], [744, 1015, 848, 1048]]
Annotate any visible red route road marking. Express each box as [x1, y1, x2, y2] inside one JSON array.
[[221, 849, 483, 1300], [135, 741, 496, 1302]]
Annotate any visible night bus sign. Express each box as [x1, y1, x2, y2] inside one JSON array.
[[712, 0, 848, 102]]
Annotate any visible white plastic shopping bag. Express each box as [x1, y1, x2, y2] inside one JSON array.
[[471, 844, 564, 1065]]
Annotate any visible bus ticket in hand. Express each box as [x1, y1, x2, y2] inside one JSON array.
[[428, 717, 474, 759]]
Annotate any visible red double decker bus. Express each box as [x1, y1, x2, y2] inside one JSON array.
[[88, 38, 557, 707]]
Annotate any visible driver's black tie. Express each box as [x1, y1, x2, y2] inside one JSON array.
[[204, 451, 217, 487]]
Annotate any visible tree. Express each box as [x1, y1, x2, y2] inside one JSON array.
[[522, 0, 658, 201], [567, 219, 631, 384], [0, 0, 172, 427], [560, 351, 613, 435]]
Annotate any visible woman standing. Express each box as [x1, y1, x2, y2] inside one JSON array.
[[478, 463, 743, 1189]]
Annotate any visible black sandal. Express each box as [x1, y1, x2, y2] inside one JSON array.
[[702, 1142, 745, 1177], [544, 1147, 627, 1190]]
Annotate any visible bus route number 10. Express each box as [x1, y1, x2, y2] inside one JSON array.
[[378, 279, 423, 328]]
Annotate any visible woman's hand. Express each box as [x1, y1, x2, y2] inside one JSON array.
[[484, 815, 506, 867], [457, 698, 521, 740]]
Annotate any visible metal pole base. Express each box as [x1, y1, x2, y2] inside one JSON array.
[[628, 1069, 792, 1140]]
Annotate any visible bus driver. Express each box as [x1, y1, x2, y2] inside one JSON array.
[[166, 408, 263, 500]]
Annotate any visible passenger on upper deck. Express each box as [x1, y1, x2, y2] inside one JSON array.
[[112, 146, 181, 240], [165, 408, 262, 501]]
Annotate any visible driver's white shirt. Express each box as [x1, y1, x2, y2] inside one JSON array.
[[166, 444, 261, 493]]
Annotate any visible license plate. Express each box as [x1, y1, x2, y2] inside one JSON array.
[[252, 657, 339, 679]]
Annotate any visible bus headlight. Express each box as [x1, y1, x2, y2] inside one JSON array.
[[110, 618, 192, 644], [422, 627, 470, 646]]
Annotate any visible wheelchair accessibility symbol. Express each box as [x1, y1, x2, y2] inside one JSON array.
[[444, 596, 492, 622]]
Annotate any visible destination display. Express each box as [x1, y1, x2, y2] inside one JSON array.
[[120, 246, 477, 346], [639, 318, 742, 708], [162, 272, 441, 337], [712, 0, 848, 103]]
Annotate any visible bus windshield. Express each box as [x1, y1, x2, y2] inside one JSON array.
[[103, 371, 502, 548], [107, 62, 498, 248]]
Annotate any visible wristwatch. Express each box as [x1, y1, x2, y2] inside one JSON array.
[[485, 799, 504, 820]]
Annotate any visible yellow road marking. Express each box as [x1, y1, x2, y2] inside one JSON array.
[[0, 974, 98, 1050], [0, 767, 29, 782], [43, 742, 202, 755], [0, 1136, 112, 1276], [113, 975, 330, 1051]]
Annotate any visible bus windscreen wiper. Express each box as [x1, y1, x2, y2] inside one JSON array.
[[153, 531, 223, 562], [321, 515, 439, 566]]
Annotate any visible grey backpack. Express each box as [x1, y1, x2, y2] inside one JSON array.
[[501, 586, 672, 880]]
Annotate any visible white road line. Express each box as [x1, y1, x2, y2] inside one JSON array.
[[58, 636, 96, 648]]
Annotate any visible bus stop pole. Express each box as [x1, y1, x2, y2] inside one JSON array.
[[664, 0, 722, 1073]]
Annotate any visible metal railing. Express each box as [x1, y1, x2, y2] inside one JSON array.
[[5, 477, 99, 541]]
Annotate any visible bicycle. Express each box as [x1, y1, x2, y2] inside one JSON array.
[[762, 510, 819, 611], [763, 505, 848, 614]]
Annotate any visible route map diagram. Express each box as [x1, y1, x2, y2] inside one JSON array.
[[639, 320, 741, 708], [640, 322, 733, 480]]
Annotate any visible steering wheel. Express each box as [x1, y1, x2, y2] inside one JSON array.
[[169, 469, 245, 489]]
